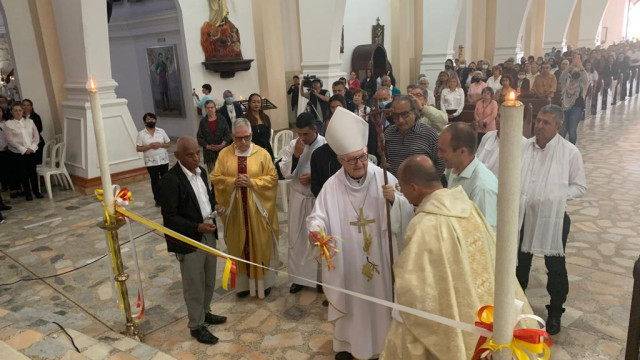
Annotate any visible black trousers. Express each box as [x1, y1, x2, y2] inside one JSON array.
[[13, 152, 39, 195], [516, 212, 571, 314], [0, 151, 11, 190], [446, 109, 461, 123], [147, 163, 169, 203]]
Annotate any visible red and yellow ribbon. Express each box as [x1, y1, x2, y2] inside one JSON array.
[[472, 305, 553, 360], [310, 231, 340, 270], [222, 258, 237, 290]]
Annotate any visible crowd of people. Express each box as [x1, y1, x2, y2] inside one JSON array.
[[0, 98, 48, 224], [132, 41, 640, 360]]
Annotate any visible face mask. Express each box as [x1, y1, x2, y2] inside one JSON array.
[[571, 71, 581, 80], [379, 100, 391, 109], [445, 65, 452, 70], [518, 75, 526, 80], [482, 64, 489, 69], [459, 64, 466, 69], [145, 122, 156, 128], [225, 97, 234, 104]]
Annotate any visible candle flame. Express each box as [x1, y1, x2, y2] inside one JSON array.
[[508, 91, 516, 101], [89, 77, 96, 91]]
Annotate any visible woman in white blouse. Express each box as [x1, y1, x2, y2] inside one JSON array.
[[486, 65, 503, 93], [439, 75, 465, 123], [136, 112, 171, 206], [4, 104, 42, 200]]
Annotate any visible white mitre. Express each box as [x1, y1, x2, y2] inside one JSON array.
[[324, 107, 369, 156]]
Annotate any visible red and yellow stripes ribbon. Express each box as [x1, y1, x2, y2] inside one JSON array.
[[472, 305, 553, 360], [310, 231, 340, 270]]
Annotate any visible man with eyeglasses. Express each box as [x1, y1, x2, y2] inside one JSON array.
[[307, 107, 413, 360], [384, 96, 444, 180], [211, 118, 279, 300], [408, 85, 447, 133]]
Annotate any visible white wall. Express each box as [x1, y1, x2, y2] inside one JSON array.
[[281, 0, 301, 72], [600, 0, 627, 46], [341, 0, 392, 74]]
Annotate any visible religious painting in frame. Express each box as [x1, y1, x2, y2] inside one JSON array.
[[146, 44, 186, 118]]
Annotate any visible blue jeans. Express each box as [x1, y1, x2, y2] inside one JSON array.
[[559, 106, 582, 145]]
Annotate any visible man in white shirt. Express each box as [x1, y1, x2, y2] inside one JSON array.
[[517, 104, 586, 336], [158, 136, 227, 345], [192, 83, 214, 110], [476, 116, 526, 176], [437, 122, 498, 232]]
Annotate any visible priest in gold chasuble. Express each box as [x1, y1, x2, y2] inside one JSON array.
[[212, 118, 279, 299], [306, 108, 414, 360]]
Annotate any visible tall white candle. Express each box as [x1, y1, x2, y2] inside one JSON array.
[[493, 91, 523, 359], [88, 77, 115, 216]]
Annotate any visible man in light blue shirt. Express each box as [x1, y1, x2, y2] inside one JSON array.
[[192, 83, 214, 110], [438, 122, 498, 232]]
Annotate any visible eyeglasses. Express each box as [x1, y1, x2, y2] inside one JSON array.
[[342, 153, 368, 165], [391, 111, 413, 120], [234, 135, 252, 142], [410, 92, 424, 98]]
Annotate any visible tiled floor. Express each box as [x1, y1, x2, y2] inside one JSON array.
[[1, 94, 639, 359]]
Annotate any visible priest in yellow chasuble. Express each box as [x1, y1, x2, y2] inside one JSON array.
[[306, 108, 414, 360], [212, 118, 279, 299], [381, 155, 532, 360]]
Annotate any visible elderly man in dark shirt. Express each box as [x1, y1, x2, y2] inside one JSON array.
[[384, 96, 444, 178]]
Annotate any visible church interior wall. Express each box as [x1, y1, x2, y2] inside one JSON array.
[[0, 0, 54, 141], [340, 0, 392, 75], [600, 0, 627, 46]]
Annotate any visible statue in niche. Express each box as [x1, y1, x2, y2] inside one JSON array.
[[372, 17, 384, 46], [201, 0, 243, 60]]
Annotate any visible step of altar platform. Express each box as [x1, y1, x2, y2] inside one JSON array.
[[0, 307, 177, 360]]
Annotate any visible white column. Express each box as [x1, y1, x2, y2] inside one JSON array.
[[542, 0, 579, 52], [52, 0, 144, 182], [420, 0, 463, 83], [493, 0, 533, 64], [298, 0, 346, 88], [0, 0, 56, 140], [577, 0, 610, 47]]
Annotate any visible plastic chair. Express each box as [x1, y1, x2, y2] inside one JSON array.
[[37, 140, 57, 170], [52, 134, 63, 144], [272, 130, 294, 161], [36, 142, 75, 199]]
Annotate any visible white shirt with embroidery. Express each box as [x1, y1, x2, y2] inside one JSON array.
[[136, 127, 170, 166]]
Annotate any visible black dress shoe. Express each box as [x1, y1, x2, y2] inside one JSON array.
[[322, 299, 329, 307], [546, 314, 562, 335], [0, 204, 11, 211], [236, 290, 250, 298], [25, 194, 33, 201], [34, 192, 44, 199], [289, 283, 304, 294], [205, 313, 227, 325], [264, 287, 271, 297], [335, 351, 354, 360], [317, 284, 324, 294], [190, 326, 218, 344]]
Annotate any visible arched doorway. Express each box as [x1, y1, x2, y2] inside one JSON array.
[[351, 44, 393, 81]]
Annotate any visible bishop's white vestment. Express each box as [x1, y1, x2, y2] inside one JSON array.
[[306, 164, 413, 359]]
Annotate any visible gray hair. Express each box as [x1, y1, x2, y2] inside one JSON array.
[[419, 77, 428, 83], [232, 118, 252, 133], [538, 104, 564, 126]]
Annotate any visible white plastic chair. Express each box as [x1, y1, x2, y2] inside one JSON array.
[[36, 142, 75, 199], [271, 130, 294, 212], [270, 129, 274, 148], [273, 130, 294, 161], [52, 134, 63, 144], [37, 140, 57, 170]]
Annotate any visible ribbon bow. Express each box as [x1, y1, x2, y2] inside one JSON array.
[[472, 304, 553, 360], [95, 185, 133, 206], [310, 231, 340, 270]]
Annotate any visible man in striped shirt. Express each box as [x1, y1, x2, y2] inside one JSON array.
[[384, 96, 444, 178]]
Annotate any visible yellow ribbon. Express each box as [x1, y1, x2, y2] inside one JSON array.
[[472, 304, 552, 360], [116, 206, 235, 291]]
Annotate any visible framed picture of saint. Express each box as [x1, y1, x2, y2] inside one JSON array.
[[146, 44, 185, 117]]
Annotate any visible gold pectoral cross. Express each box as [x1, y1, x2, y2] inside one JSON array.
[[349, 208, 376, 254]]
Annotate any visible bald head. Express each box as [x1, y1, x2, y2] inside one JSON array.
[[398, 155, 441, 188], [175, 136, 200, 173]]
